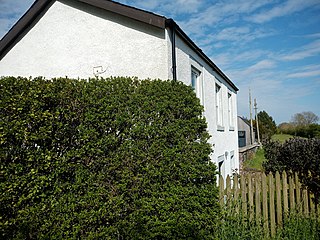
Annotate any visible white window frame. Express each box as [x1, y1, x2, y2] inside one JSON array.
[[216, 83, 223, 130], [228, 92, 234, 130], [191, 66, 203, 105], [218, 155, 225, 178]]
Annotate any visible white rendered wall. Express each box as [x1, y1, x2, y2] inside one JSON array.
[[0, 0, 169, 80], [174, 34, 239, 178], [0, 0, 239, 178]]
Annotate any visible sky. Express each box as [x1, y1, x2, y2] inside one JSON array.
[[0, 0, 320, 124]]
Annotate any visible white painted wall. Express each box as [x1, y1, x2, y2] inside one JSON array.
[[0, 0, 239, 179], [174, 33, 239, 177], [0, 0, 169, 80]]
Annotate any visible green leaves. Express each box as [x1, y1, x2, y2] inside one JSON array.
[[0, 76, 219, 239], [263, 138, 320, 204]]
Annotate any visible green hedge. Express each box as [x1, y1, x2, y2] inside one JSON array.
[[0, 76, 220, 239], [263, 138, 320, 204]]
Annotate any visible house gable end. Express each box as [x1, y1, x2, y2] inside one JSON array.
[[0, 0, 166, 61]]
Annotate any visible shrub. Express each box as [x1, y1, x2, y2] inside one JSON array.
[[263, 138, 320, 204], [0, 76, 220, 239]]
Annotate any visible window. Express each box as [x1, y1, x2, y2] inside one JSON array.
[[216, 84, 223, 129], [191, 67, 203, 105], [218, 155, 225, 178], [238, 131, 246, 147], [230, 151, 235, 172], [228, 93, 234, 130]]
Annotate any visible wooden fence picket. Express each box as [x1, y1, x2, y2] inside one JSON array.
[[275, 171, 282, 226], [255, 174, 261, 222], [268, 172, 276, 237], [261, 173, 268, 235], [241, 175, 247, 216], [218, 170, 319, 237]]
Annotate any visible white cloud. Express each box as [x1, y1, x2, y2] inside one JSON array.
[[180, 0, 271, 35], [288, 70, 320, 78], [248, 0, 320, 23], [242, 59, 276, 75], [287, 64, 320, 78], [281, 39, 320, 61], [121, 0, 204, 16]]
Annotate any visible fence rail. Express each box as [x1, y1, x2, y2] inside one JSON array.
[[219, 171, 319, 237]]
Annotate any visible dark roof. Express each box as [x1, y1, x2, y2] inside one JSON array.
[[238, 116, 256, 130], [0, 0, 238, 91]]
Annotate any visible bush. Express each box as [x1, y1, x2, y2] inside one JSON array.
[[263, 138, 320, 204], [0, 76, 220, 239]]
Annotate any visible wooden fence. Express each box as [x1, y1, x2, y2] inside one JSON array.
[[219, 171, 319, 237]]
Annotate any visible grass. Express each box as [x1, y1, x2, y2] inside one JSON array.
[[244, 134, 294, 171], [271, 133, 294, 143], [243, 147, 266, 171]]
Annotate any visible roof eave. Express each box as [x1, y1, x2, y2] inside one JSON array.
[[165, 19, 238, 92], [0, 0, 54, 60]]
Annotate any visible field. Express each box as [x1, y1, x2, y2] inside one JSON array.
[[271, 133, 294, 143], [244, 134, 294, 171], [243, 147, 266, 171]]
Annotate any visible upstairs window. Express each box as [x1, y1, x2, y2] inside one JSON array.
[[191, 67, 203, 105], [216, 84, 223, 128], [228, 92, 234, 129]]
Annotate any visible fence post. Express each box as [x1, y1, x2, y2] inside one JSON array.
[[226, 175, 231, 206], [282, 171, 288, 216], [233, 174, 239, 213], [295, 172, 301, 212], [289, 173, 295, 210], [302, 188, 309, 216], [248, 175, 254, 221], [269, 172, 276, 237], [241, 175, 247, 217], [262, 172, 269, 236], [275, 171, 282, 226], [219, 175, 224, 206], [255, 173, 261, 222]]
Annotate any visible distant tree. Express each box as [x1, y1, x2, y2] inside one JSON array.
[[257, 110, 277, 140], [292, 111, 319, 126], [278, 122, 294, 134]]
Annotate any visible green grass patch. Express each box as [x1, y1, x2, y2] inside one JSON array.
[[243, 148, 266, 171], [271, 134, 294, 143]]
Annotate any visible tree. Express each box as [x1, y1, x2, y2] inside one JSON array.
[[0, 76, 220, 239], [292, 111, 319, 126], [278, 122, 294, 134], [257, 110, 277, 140]]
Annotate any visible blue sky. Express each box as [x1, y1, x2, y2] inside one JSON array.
[[1, 0, 320, 124]]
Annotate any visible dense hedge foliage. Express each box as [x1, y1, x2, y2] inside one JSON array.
[[263, 138, 320, 203], [0, 76, 220, 239]]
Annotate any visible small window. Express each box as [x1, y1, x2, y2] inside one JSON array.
[[238, 131, 246, 147], [228, 93, 234, 129], [230, 151, 236, 172], [218, 155, 225, 178], [191, 67, 203, 105], [216, 84, 223, 128]]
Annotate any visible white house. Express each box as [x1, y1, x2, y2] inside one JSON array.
[[0, 0, 239, 178]]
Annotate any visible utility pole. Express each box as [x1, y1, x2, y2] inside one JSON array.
[[254, 98, 261, 146], [249, 89, 254, 145]]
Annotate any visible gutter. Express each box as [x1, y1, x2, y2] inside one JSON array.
[[166, 19, 177, 81], [165, 19, 238, 91]]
